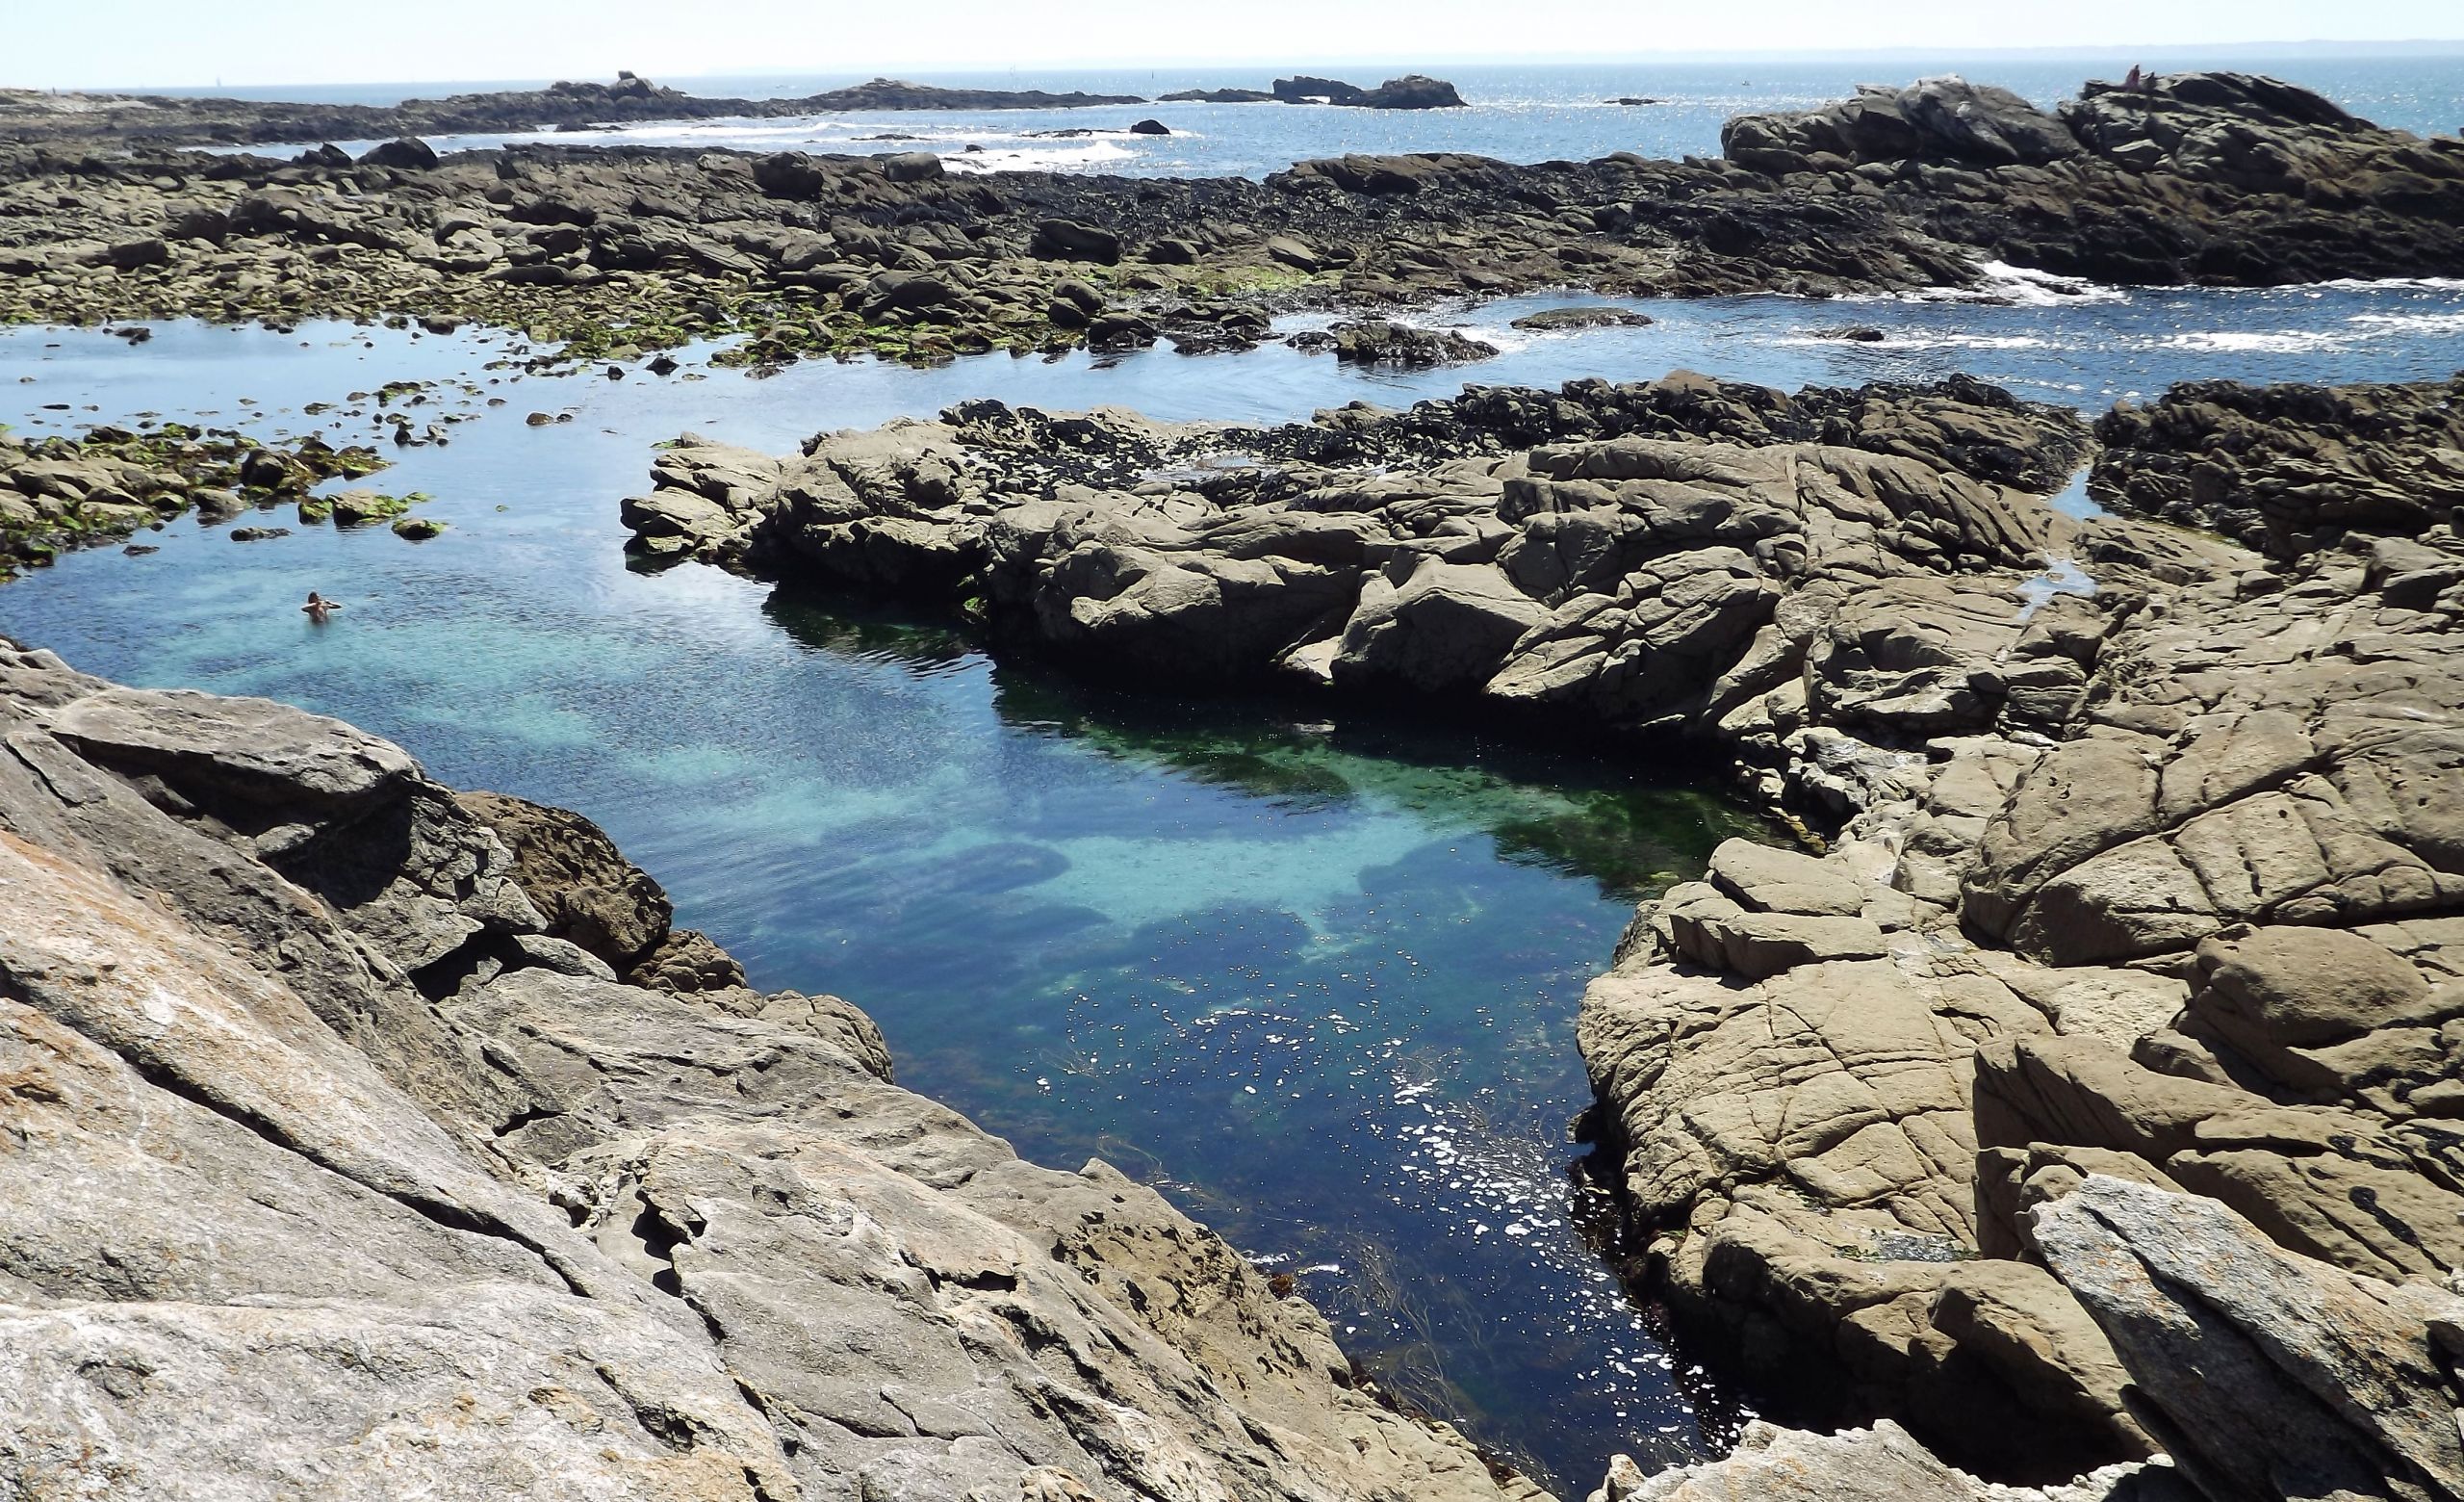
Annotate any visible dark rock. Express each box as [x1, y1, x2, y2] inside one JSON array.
[[454, 790, 674, 969], [1268, 74, 1465, 110], [1328, 320, 1497, 367], [358, 137, 440, 170], [1128, 118, 1171, 136], [1156, 88, 1276, 104], [1273, 75, 1368, 105], [1030, 219, 1122, 264], [1354, 75, 1467, 111], [1509, 306, 1655, 331]]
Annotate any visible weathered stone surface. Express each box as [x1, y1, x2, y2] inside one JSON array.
[[625, 378, 2084, 825], [1725, 71, 2464, 285], [457, 789, 675, 967], [1576, 373, 2464, 1495], [1608, 1421, 2177, 1502], [2030, 1175, 2464, 1502], [51, 685, 417, 815]]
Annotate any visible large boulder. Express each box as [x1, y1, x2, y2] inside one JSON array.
[[2031, 1176, 2464, 1502]]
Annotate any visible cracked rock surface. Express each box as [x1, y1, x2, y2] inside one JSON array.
[[1579, 376, 2464, 1498]]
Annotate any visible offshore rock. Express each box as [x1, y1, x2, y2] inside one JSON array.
[[1722, 70, 2464, 284], [0, 73, 1149, 150], [0, 641, 1541, 1502], [1269, 75, 1469, 109], [1327, 319, 1499, 366]]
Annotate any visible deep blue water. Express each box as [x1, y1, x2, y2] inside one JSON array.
[[164, 55, 2464, 177], [6, 274, 2464, 1489]]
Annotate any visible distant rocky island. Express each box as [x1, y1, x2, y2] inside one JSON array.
[[1161, 74, 1467, 109], [0, 68, 1468, 148]]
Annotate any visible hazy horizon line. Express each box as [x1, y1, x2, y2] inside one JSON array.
[[26, 37, 2464, 96]]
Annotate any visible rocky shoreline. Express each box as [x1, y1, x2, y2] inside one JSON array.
[[616, 366, 2464, 1500], [0, 72, 1468, 151], [5, 60, 2464, 1502], [0, 643, 1546, 1501], [0, 72, 1470, 153], [1, 72, 2457, 368]]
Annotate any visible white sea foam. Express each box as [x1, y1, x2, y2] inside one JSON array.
[[945, 140, 1141, 174], [1844, 259, 2129, 308], [2346, 311, 2464, 335], [2156, 328, 2348, 353]]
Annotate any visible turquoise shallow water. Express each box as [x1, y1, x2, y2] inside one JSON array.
[[6, 274, 2464, 1488]]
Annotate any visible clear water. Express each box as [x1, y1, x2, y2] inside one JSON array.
[[171, 56, 2464, 178], [7, 272, 2464, 1490]]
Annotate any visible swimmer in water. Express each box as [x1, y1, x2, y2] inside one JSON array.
[[302, 590, 340, 622]]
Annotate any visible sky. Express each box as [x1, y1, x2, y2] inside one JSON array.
[[9, 0, 2463, 91]]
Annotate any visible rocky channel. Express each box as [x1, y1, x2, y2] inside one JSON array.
[[621, 368, 2464, 1500], [0, 72, 2458, 368]]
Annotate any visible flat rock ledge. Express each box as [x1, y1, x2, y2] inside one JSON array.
[[0, 641, 1543, 1502]]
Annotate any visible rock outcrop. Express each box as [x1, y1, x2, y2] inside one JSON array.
[[1267, 76, 1468, 110], [2089, 374, 2464, 560], [1578, 376, 2464, 1498], [0, 73, 1147, 150], [1723, 71, 2464, 284], [617, 374, 2092, 821], [0, 642, 1542, 1501]]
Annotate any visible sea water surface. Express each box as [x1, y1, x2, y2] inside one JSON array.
[[6, 274, 2464, 1490], [177, 55, 2464, 178]]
